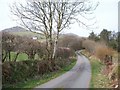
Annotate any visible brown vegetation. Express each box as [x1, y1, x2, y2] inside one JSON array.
[[58, 34, 84, 51], [56, 47, 72, 59], [95, 45, 114, 62], [82, 39, 96, 54], [82, 39, 118, 88]]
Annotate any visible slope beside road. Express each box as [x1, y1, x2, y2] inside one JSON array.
[[35, 53, 91, 88]]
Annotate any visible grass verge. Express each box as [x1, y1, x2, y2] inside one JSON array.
[[89, 57, 110, 88], [4, 58, 76, 89], [81, 50, 111, 88]]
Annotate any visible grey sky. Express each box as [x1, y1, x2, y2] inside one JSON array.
[[0, 0, 119, 37]]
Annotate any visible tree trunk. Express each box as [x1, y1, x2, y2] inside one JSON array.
[[14, 52, 19, 62], [2, 52, 8, 62], [45, 38, 50, 60], [49, 40, 53, 60], [28, 53, 35, 60], [8, 51, 11, 61], [52, 40, 57, 59], [52, 31, 59, 59]]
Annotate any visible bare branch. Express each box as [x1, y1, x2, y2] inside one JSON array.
[[11, 0, 99, 59]]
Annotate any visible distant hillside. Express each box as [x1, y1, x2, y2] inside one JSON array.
[[1, 26, 86, 40], [60, 33, 86, 38], [2, 26, 44, 39], [2, 26, 27, 32]]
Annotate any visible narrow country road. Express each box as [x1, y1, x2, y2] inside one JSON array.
[[35, 53, 91, 88]]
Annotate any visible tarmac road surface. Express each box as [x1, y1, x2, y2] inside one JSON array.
[[35, 53, 91, 89]]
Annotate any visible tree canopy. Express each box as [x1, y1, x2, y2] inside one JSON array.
[[11, 0, 98, 60]]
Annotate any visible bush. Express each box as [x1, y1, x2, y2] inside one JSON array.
[[82, 40, 96, 54], [95, 45, 114, 62], [56, 47, 73, 59], [58, 34, 84, 51], [2, 60, 51, 85], [2, 57, 74, 86]]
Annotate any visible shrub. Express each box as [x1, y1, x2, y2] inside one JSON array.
[[82, 40, 96, 54], [37, 42, 47, 59], [95, 45, 114, 62], [58, 34, 84, 51], [2, 60, 51, 85], [56, 47, 73, 59], [2, 58, 74, 86]]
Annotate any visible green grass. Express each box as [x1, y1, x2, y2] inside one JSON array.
[[4, 58, 76, 88], [10, 52, 41, 61], [89, 58, 110, 88], [10, 52, 28, 61]]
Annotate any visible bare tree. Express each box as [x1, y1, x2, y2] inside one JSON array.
[[12, 35, 25, 62], [56, 47, 71, 59], [58, 34, 84, 51], [21, 37, 40, 60], [11, 0, 98, 60], [2, 32, 15, 62], [82, 39, 96, 54]]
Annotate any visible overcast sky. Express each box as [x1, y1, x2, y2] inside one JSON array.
[[0, 0, 119, 37]]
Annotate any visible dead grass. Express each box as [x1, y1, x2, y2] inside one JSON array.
[[95, 45, 114, 61]]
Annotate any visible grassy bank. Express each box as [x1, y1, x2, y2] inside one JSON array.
[[4, 58, 76, 88], [89, 57, 110, 88], [81, 50, 111, 88]]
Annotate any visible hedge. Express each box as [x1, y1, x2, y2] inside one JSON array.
[[2, 58, 72, 85]]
